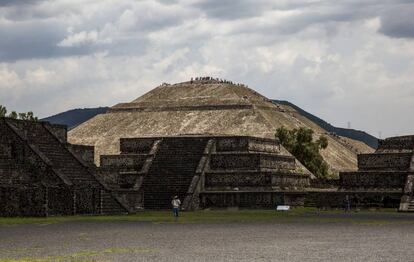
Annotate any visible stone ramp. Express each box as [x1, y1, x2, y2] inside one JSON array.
[[141, 137, 209, 209]]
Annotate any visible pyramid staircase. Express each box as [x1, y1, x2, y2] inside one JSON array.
[[4, 119, 129, 215], [141, 137, 208, 209]]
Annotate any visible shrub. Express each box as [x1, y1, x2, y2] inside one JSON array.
[[276, 126, 330, 178]]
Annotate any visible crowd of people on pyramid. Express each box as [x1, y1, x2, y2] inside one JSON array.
[[190, 76, 247, 87]]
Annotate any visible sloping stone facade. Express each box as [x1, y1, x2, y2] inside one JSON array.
[[0, 118, 128, 217], [68, 78, 374, 176]]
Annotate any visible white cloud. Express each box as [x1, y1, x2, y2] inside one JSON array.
[[58, 30, 99, 47], [0, 65, 21, 89], [24, 67, 57, 84]]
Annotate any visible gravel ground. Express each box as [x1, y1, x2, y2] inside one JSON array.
[[1, 214, 414, 262]]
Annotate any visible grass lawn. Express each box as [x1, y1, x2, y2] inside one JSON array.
[[1, 207, 413, 226]]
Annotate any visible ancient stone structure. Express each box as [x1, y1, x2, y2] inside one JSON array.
[[5, 78, 400, 215], [332, 135, 414, 210], [99, 135, 310, 210], [69, 78, 373, 175], [99, 133, 414, 211], [0, 118, 129, 216]]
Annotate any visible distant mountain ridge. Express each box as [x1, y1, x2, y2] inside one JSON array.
[[42, 107, 109, 130], [42, 102, 377, 148]]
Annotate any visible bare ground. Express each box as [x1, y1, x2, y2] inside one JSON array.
[[1, 212, 413, 262]]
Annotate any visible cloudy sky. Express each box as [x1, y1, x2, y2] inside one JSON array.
[[0, 0, 413, 138]]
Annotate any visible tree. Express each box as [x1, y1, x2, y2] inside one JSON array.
[[276, 126, 330, 179], [18, 112, 38, 121], [8, 111, 18, 119], [0, 105, 6, 117], [0, 105, 38, 121]]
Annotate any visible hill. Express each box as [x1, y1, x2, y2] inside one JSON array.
[[41, 107, 109, 130]]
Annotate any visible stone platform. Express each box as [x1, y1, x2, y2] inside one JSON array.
[[338, 135, 414, 211], [99, 135, 310, 210]]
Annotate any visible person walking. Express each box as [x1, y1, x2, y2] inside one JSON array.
[[171, 196, 181, 218]]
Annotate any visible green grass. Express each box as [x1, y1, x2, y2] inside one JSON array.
[[0, 208, 412, 226]]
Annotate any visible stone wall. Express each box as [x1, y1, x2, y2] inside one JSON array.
[[271, 173, 309, 189], [47, 187, 73, 216], [358, 153, 412, 171], [120, 138, 155, 154], [99, 154, 147, 189], [200, 192, 306, 208], [114, 190, 143, 211], [215, 137, 280, 153], [210, 153, 295, 170], [205, 172, 270, 188], [44, 122, 67, 142], [306, 192, 402, 208], [0, 186, 46, 217], [100, 155, 147, 171], [340, 171, 407, 189], [215, 137, 249, 152], [377, 136, 414, 152], [68, 144, 95, 165], [204, 172, 308, 189], [248, 138, 280, 153], [0, 118, 129, 216]]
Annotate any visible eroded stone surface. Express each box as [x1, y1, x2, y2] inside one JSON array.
[[68, 79, 374, 174]]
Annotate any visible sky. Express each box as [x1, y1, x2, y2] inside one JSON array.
[[0, 0, 413, 138]]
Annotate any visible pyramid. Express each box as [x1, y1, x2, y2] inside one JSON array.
[[68, 78, 373, 174]]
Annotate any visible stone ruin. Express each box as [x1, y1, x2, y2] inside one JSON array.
[[340, 136, 414, 211], [2, 78, 411, 216], [99, 136, 309, 211], [69, 78, 373, 176], [1, 117, 413, 216], [0, 118, 129, 216], [0, 119, 311, 215]]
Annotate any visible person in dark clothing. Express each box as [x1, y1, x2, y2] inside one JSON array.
[[344, 195, 351, 212]]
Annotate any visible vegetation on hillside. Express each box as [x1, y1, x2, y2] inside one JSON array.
[[0, 105, 38, 121], [276, 126, 330, 178], [273, 100, 378, 148]]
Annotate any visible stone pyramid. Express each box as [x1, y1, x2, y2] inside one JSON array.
[[68, 78, 373, 175]]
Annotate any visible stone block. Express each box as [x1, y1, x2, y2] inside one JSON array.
[[100, 154, 147, 170], [120, 138, 155, 154], [358, 153, 412, 171]]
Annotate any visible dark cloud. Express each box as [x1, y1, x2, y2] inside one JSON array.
[[379, 4, 414, 38], [0, 0, 44, 7], [0, 21, 62, 61], [0, 21, 100, 62], [0, 0, 413, 63], [156, 0, 179, 5], [192, 0, 273, 20]]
